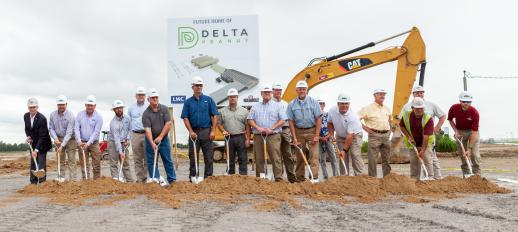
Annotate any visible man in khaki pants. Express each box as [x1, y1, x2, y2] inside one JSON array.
[[49, 95, 77, 181], [75, 95, 103, 179], [272, 82, 297, 183], [399, 97, 434, 179], [327, 94, 366, 175], [358, 89, 392, 177], [247, 85, 287, 181], [128, 87, 149, 182], [287, 81, 322, 182], [108, 100, 135, 182]]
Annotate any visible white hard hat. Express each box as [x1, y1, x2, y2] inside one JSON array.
[[412, 97, 425, 109], [337, 93, 351, 103], [148, 88, 159, 97], [459, 91, 473, 102], [112, 100, 124, 109], [295, 80, 308, 88], [227, 88, 239, 96], [412, 85, 425, 93], [316, 98, 325, 103], [260, 85, 272, 92], [56, 95, 68, 104], [85, 95, 96, 105], [191, 76, 204, 85], [136, 87, 146, 95], [373, 88, 387, 94], [27, 97, 39, 107], [272, 82, 283, 90]]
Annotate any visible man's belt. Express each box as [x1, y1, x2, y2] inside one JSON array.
[[297, 126, 315, 130], [372, 129, 390, 134], [132, 130, 145, 134]]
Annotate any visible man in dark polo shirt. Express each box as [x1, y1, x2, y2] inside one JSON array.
[[448, 91, 481, 175], [181, 76, 219, 180], [142, 88, 176, 186]]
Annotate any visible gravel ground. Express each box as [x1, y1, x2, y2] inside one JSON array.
[[1, 152, 518, 232]]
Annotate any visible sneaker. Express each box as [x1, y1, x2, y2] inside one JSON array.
[[159, 176, 169, 187]]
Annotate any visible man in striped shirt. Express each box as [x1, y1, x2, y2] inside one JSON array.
[[108, 100, 135, 182]]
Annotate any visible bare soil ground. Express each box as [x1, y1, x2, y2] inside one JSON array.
[[1, 144, 518, 231]]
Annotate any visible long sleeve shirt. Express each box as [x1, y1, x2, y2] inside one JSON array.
[[49, 110, 75, 146], [108, 114, 131, 153], [74, 110, 103, 146], [128, 101, 149, 132]]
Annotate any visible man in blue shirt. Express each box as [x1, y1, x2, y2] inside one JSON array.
[[128, 87, 150, 182], [287, 81, 322, 182], [181, 76, 219, 180], [75, 95, 103, 179], [317, 99, 338, 179]]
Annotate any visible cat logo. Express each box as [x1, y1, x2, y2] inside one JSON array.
[[338, 58, 373, 72]]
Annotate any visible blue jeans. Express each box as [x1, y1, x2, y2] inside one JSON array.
[[145, 136, 176, 183]]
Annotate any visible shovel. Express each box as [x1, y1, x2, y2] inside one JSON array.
[[332, 143, 350, 176], [54, 147, 65, 182], [190, 137, 204, 184], [294, 145, 319, 184], [224, 135, 230, 175], [409, 145, 431, 181], [172, 119, 179, 171], [115, 144, 128, 183], [259, 134, 273, 180], [80, 147, 88, 180], [455, 136, 474, 178], [148, 142, 161, 184], [28, 143, 45, 179]]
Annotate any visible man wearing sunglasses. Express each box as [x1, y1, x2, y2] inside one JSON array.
[[448, 91, 481, 175]]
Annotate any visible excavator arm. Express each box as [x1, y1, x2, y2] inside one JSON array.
[[281, 27, 426, 123]]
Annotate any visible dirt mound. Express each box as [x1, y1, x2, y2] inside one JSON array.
[[17, 173, 511, 210], [0, 157, 57, 175]]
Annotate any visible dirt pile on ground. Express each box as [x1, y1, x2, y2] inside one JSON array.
[[17, 174, 510, 210], [0, 157, 57, 175]]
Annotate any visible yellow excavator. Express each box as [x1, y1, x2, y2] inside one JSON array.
[[211, 27, 426, 162], [281, 26, 426, 123]]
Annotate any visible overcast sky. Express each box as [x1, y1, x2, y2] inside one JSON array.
[[1, 0, 517, 143]]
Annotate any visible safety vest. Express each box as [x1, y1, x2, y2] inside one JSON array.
[[401, 110, 435, 148]]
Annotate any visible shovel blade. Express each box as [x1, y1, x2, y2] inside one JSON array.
[[191, 176, 203, 184], [310, 179, 319, 184], [32, 169, 45, 179]]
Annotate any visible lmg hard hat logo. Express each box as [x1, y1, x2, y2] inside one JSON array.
[[178, 27, 198, 49]]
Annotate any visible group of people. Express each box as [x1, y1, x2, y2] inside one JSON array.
[[23, 76, 481, 185]]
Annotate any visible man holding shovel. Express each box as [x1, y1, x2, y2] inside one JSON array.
[[327, 94, 366, 176], [247, 85, 286, 181], [287, 80, 322, 182], [24, 97, 52, 184], [217, 88, 251, 175], [317, 98, 338, 179], [182, 77, 219, 181], [403, 85, 446, 179], [143, 89, 176, 186], [448, 91, 481, 176], [399, 97, 434, 180], [74, 95, 103, 180], [49, 95, 77, 182], [108, 100, 135, 182]]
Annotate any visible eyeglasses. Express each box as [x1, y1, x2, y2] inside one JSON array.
[[194, 84, 203, 88], [460, 101, 472, 104]]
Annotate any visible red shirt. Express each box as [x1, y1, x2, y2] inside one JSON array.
[[400, 111, 434, 147], [447, 104, 479, 131]]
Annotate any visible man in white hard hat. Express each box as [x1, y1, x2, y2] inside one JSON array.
[[358, 88, 392, 177], [247, 85, 287, 181], [399, 97, 434, 179], [217, 88, 251, 175], [75, 95, 103, 179], [403, 85, 446, 179], [448, 91, 481, 175], [143, 88, 176, 186], [108, 100, 135, 182], [317, 98, 338, 179], [287, 80, 322, 182], [128, 87, 150, 182], [328, 94, 366, 175], [181, 76, 219, 180], [24, 97, 52, 184], [49, 95, 77, 181], [272, 82, 296, 183]]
